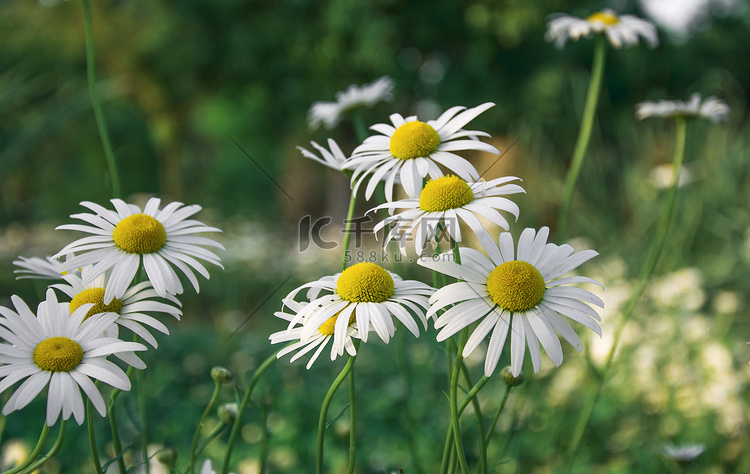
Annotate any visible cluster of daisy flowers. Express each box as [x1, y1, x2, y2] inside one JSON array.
[[1, 197, 224, 426], [282, 85, 605, 379]]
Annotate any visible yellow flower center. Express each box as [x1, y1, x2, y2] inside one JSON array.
[[419, 175, 475, 212], [587, 11, 620, 26], [112, 214, 167, 254], [33, 337, 84, 372], [318, 307, 357, 336], [70, 287, 123, 320], [336, 262, 395, 303], [389, 121, 441, 160], [486, 260, 546, 312]]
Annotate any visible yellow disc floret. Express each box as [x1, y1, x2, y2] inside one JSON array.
[[389, 121, 441, 160], [318, 307, 356, 336], [33, 337, 84, 372], [70, 287, 123, 320], [113, 214, 167, 254], [486, 260, 546, 312], [336, 263, 395, 303], [419, 175, 475, 212], [587, 11, 620, 26]]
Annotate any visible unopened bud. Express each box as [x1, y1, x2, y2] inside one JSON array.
[[156, 447, 177, 467], [502, 366, 524, 387], [218, 403, 239, 425], [211, 366, 233, 385]]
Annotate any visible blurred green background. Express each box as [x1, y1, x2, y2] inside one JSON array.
[[1, 0, 749, 472]]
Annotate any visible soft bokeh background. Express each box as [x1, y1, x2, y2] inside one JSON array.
[[1, 0, 749, 472]]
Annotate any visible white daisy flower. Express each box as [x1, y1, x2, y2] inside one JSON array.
[[663, 443, 705, 463], [270, 299, 359, 370], [50, 266, 182, 350], [308, 76, 395, 130], [418, 227, 603, 377], [370, 175, 524, 256], [54, 198, 224, 304], [284, 262, 434, 355], [297, 138, 348, 172], [0, 289, 146, 426], [545, 9, 659, 49], [635, 93, 730, 122], [342, 102, 500, 200], [200, 459, 234, 474], [13, 256, 70, 280]]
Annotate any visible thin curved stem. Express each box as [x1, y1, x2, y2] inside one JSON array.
[[108, 401, 127, 474], [137, 370, 150, 474], [22, 421, 66, 474], [317, 348, 359, 474], [346, 362, 357, 474], [220, 350, 278, 474], [565, 117, 688, 469], [484, 385, 512, 449], [87, 400, 105, 474], [458, 365, 487, 473], [449, 331, 470, 474], [558, 35, 607, 241], [195, 424, 228, 457], [2, 422, 49, 474], [341, 191, 358, 271], [80, 0, 121, 198], [441, 373, 491, 474], [189, 381, 222, 473]]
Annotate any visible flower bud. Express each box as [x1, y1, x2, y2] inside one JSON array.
[[211, 366, 233, 385], [218, 403, 239, 425], [502, 366, 524, 387], [156, 447, 177, 468]]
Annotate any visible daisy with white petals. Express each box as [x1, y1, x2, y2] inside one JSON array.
[[370, 175, 524, 256], [545, 9, 658, 49], [51, 266, 182, 349], [0, 289, 146, 426], [297, 138, 349, 172], [54, 198, 224, 304], [308, 76, 395, 130], [283, 262, 433, 356], [342, 103, 500, 200], [270, 299, 360, 369], [13, 255, 74, 280], [635, 93, 730, 122], [419, 227, 603, 377]]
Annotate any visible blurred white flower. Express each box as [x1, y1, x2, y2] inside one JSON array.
[[545, 9, 659, 49], [13, 255, 69, 280], [307, 76, 395, 130], [663, 442, 705, 462], [636, 93, 730, 122], [297, 139, 348, 171], [650, 163, 692, 190]]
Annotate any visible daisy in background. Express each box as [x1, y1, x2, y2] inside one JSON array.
[[635, 93, 730, 122], [662, 443, 706, 464], [270, 298, 360, 369], [370, 175, 524, 256], [297, 138, 348, 172], [419, 227, 603, 377], [51, 265, 182, 350], [0, 289, 146, 426], [308, 76, 395, 130], [343, 102, 500, 200], [545, 9, 659, 49], [13, 255, 73, 280], [54, 197, 224, 304], [283, 262, 434, 356]]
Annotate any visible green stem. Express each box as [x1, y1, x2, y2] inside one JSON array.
[[87, 400, 105, 474], [109, 400, 127, 474], [138, 370, 150, 474], [341, 191, 358, 271], [220, 351, 278, 474], [259, 398, 270, 474], [565, 117, 688, 469], [351, 112, 369, 144], [558, 35, 607, 241], [80, 0, 121, 198], [189, 381, 222, 473], [449, 331, 470, 474], [22, 421, 66, 474], [484, 385, 512, 449], [457, 365, 487, 474], [195, 424, 228, 457], [317, 347, 359, 474], [3, 422, 49, 474], [441, 374, 491, 474], [346, 363, 357, 474]]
